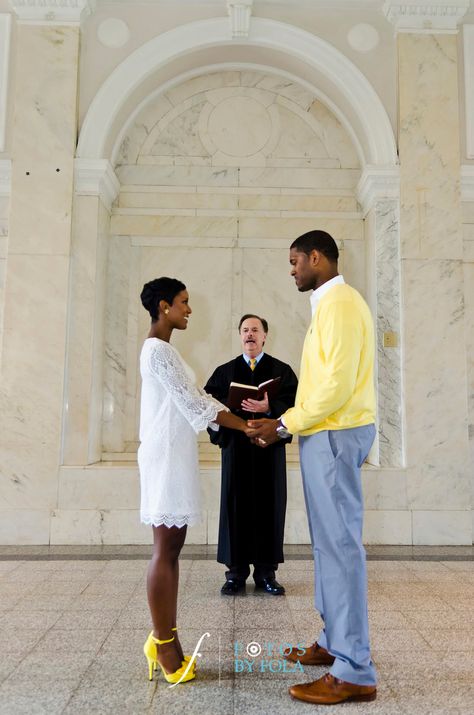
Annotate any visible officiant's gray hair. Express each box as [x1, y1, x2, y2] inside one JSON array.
[[238, 314, 268, 333]]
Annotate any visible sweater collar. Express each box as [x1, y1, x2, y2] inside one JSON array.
[[310, 275, 345, 316]]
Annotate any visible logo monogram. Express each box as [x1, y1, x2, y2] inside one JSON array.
[[168, 632, 211, 688]]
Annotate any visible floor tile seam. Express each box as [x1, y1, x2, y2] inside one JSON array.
[[52, 609, 127, 632], [231, 630, 236, 715], [218, 628, 232, 691], [287, 593, 304, 652], [0, 563, 23, 576], [231, 587, 237, 701], [57, 627, 119, 714], [91, 591, 139, 649], [145, 681, 159, 712], [0, 615, 65, 689]]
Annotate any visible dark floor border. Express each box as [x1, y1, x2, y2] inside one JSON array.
[[0, 545, 473, 562], [0, 554, 473, 562]]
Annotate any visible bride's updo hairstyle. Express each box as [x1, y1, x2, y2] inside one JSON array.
[[140, 277, 186, 322]]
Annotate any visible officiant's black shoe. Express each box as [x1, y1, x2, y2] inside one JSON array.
[[254, 577, 285, 595], [221, 578, 246, 595]]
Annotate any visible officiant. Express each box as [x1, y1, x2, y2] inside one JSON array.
[[204, 314, 297, 595]]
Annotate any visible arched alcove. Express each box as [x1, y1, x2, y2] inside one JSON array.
[[101, 69, 367, 458]]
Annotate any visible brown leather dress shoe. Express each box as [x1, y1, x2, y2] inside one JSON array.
[[289, 673, 377, 705], [284, 641, 335, 666]]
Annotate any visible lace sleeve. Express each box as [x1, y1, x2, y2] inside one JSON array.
[[147, 342, 227, 433]]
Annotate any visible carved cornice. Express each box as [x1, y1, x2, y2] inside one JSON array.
[[356, 165, 400, 216], [383, 1, 470, 33], [74, 159, 120, 211], [0, 159, 11, 197], [9, 0, 96, 25], [227, 0, 253, 38]]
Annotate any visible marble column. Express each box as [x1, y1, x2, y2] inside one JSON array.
[[397, 31, 471, 543], [0, 16, 82, 542], [62, 161, 118, 464], [358, 169, 403, 468], [374, 200, 403, 467]]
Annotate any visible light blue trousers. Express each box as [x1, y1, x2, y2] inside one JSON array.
[[299, 424, 377, 686]]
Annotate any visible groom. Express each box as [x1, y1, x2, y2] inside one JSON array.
[[248, 230, 377, 705]]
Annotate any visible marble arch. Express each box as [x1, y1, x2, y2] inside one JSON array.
[[77, 17, 397, 168]]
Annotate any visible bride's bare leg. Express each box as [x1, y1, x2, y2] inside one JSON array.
[[147, 524, 187, 673]]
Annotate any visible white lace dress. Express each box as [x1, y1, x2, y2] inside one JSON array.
[[138, 338, 226, 528]]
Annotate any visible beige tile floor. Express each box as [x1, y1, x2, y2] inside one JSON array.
[[0, 550, 473, 714]]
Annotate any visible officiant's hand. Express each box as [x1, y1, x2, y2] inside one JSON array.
[[241, 392, 269, 413], [246, 417, 279, 447]]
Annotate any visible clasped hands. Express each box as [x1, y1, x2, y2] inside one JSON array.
[[244, 418, 280, 448]]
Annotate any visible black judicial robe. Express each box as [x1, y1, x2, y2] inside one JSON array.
[[204, 354, 298, 567]]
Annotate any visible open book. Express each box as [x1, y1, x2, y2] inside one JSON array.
[[227, 376, 281, 410]]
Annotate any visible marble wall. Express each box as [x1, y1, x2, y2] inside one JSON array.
[[398, 33, 471, 544], [0, 22, 81, 544], [1, 9, 473, 546], [463, 200, 474, 537], [0, 190, 8, 351]]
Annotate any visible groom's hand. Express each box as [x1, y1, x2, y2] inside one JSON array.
[[246, 418, 279, 447]]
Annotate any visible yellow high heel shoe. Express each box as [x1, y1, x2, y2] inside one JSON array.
[[143, 633, 195, 684], [150, 628, 195, 675], [172, 627, 194, 666]]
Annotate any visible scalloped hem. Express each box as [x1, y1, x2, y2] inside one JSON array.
[[141, 513, 201, 528]]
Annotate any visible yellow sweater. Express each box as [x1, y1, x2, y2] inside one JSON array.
[[283, 284, 376, 435]]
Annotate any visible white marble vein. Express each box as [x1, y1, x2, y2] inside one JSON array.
[[374, 200, 403, 467], [102, 236, 131, 453]]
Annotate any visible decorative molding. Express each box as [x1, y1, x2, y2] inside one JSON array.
[[111, 61, 365, 169], [0, 14, 11, 152], [356, 165, 400, 215], [464, 25, 474, 159], [9, 0, 96, 25], [347, 22, 380, 53], [461, 165, 474, 202], [0, 159, 11, 196], [77, 17, 397, 167], [97, 17, 129, 48], [74, 159, 120, 210], [227, 0, 253, 38], [383, 1, 470, 32]]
